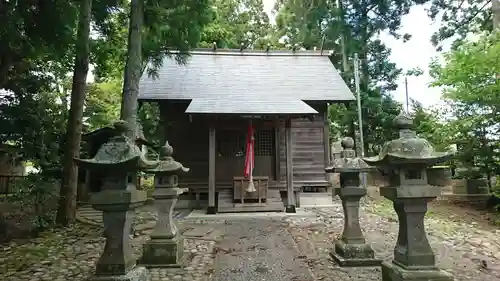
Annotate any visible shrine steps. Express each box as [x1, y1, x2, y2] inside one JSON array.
[[217, 189, 285, 213]]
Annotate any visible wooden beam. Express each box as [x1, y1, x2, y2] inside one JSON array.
[[207, 126, 216, 214], [285, 117, 296, 213]]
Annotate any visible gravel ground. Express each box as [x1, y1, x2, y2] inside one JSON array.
[[0, 219, 217, 281], [285, 198, 500, 281], [2, 198, 500, 281], [212, 219, 315, 281]]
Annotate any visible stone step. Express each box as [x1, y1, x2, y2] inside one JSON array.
[[217, 203, 284, 213]]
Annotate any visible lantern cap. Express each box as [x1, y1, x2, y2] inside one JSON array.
[[143, 141, 189, 174], [326, 137, 373, 173], [364, 112, 454, 167], [74, 121, 159, 171]]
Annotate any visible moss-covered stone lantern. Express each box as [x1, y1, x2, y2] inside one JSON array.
[[364, 113, 454, 281], [74, 120, 159, 281], [325, 137, 380, 267], [139, 141, 189, 267]]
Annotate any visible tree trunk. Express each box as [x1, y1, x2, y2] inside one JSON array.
[[120, 0, 144, 139], [55, 0, 93, 226]]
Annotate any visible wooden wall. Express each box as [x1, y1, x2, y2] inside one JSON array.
[[158, 100, 328, 189], [278, 116, 326, 184]]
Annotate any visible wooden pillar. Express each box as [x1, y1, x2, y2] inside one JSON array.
[[285, 117, 296, 213], [207, 126, 217, 214], [274, 120, 281, 181], [323, 105, 331, 167], [323, 105, 332, 191]]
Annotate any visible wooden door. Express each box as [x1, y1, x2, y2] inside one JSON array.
[[216, 128, 275, 182]]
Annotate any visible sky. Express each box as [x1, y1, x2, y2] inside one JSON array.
[[262, 1, 445, 109]]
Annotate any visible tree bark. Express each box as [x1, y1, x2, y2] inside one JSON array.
[[55, 0, 93, 226], [120, 0, 144, 139]]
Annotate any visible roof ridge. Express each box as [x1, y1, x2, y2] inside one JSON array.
[[168, 48, 334, 57]]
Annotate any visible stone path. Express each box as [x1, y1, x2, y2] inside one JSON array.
[[212, 219, 315, 281], [2, 199, 500, 281]]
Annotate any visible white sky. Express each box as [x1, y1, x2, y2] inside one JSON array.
[[262, 1, 444, 108]]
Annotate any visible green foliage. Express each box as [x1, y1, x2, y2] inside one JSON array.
[[0, 0, 78, 89], [199, 0, 273, 49], [429, 32, 500, 185], [0, 91, 67, 173], [84, 81, 122, 131], [430, 32, 500, 112], [405, 67, 424, 77], [141, 175, 155, 197], [411, 99, 451, 151], [5, 174, 59, 230], [138, 102, 161, 145], [427, 0, 493, 50], [92, 0, 212, 81]]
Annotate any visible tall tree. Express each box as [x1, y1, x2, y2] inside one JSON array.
[[55, 0, 93, 225], [120, 0, 144, 137], [427, 0, 494, 50], [0, 0, 77, 89], [273, 0, 425, 154], [199, 0, 272, 48], [429, 31, 500, 179]]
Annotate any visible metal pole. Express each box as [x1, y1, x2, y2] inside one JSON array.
[[354, 53, 366, 187], [405, 77, 409, 113], [354, 53, 364, 157]]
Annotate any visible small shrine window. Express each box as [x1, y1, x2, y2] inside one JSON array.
[[255, 130, 274, 156], [405, 170, 422, 180], [217, 130, 245, 157], [216, 129, 275, 157]]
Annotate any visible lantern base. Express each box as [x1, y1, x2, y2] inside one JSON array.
[[381, 261, 453, 281], [285, 205, 296, 213], [330, 240, 381, 267], [139, 236, 184, 268], [88, 266, 149, 281]]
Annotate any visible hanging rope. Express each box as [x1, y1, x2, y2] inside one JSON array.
[[244, 119, 256, 193]]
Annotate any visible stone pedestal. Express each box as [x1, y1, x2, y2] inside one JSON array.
[[90, 189, 150, 281], [379, 186, 453, 281], [326, 137, 380, 267], [330, 186, 381, 266], [140, 187, 185, 267], [139, 141, 189, 268], [363, 113, 456, 281]]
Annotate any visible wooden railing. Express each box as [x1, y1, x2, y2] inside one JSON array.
[[0, 175, 23, 194]]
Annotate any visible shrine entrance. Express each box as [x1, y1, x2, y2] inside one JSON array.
[[215, 128, 276, 183]]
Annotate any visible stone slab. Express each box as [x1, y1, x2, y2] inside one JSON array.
[[330, 252, 381, 267], [186, 209, 317, 219], [381, 261, 453, 281], [87, 266, 150, 281]]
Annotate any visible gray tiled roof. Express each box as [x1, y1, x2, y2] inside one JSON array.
[[139, 49, 354, 114], [139, 49, 354, 101], [185, 96, 318, 115]]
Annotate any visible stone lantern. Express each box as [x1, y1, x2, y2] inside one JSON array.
[[325, 137, 380, 267], [74, 120, 159, 281], [364, 113, 454, 281], [140, 141, 189, 267]]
